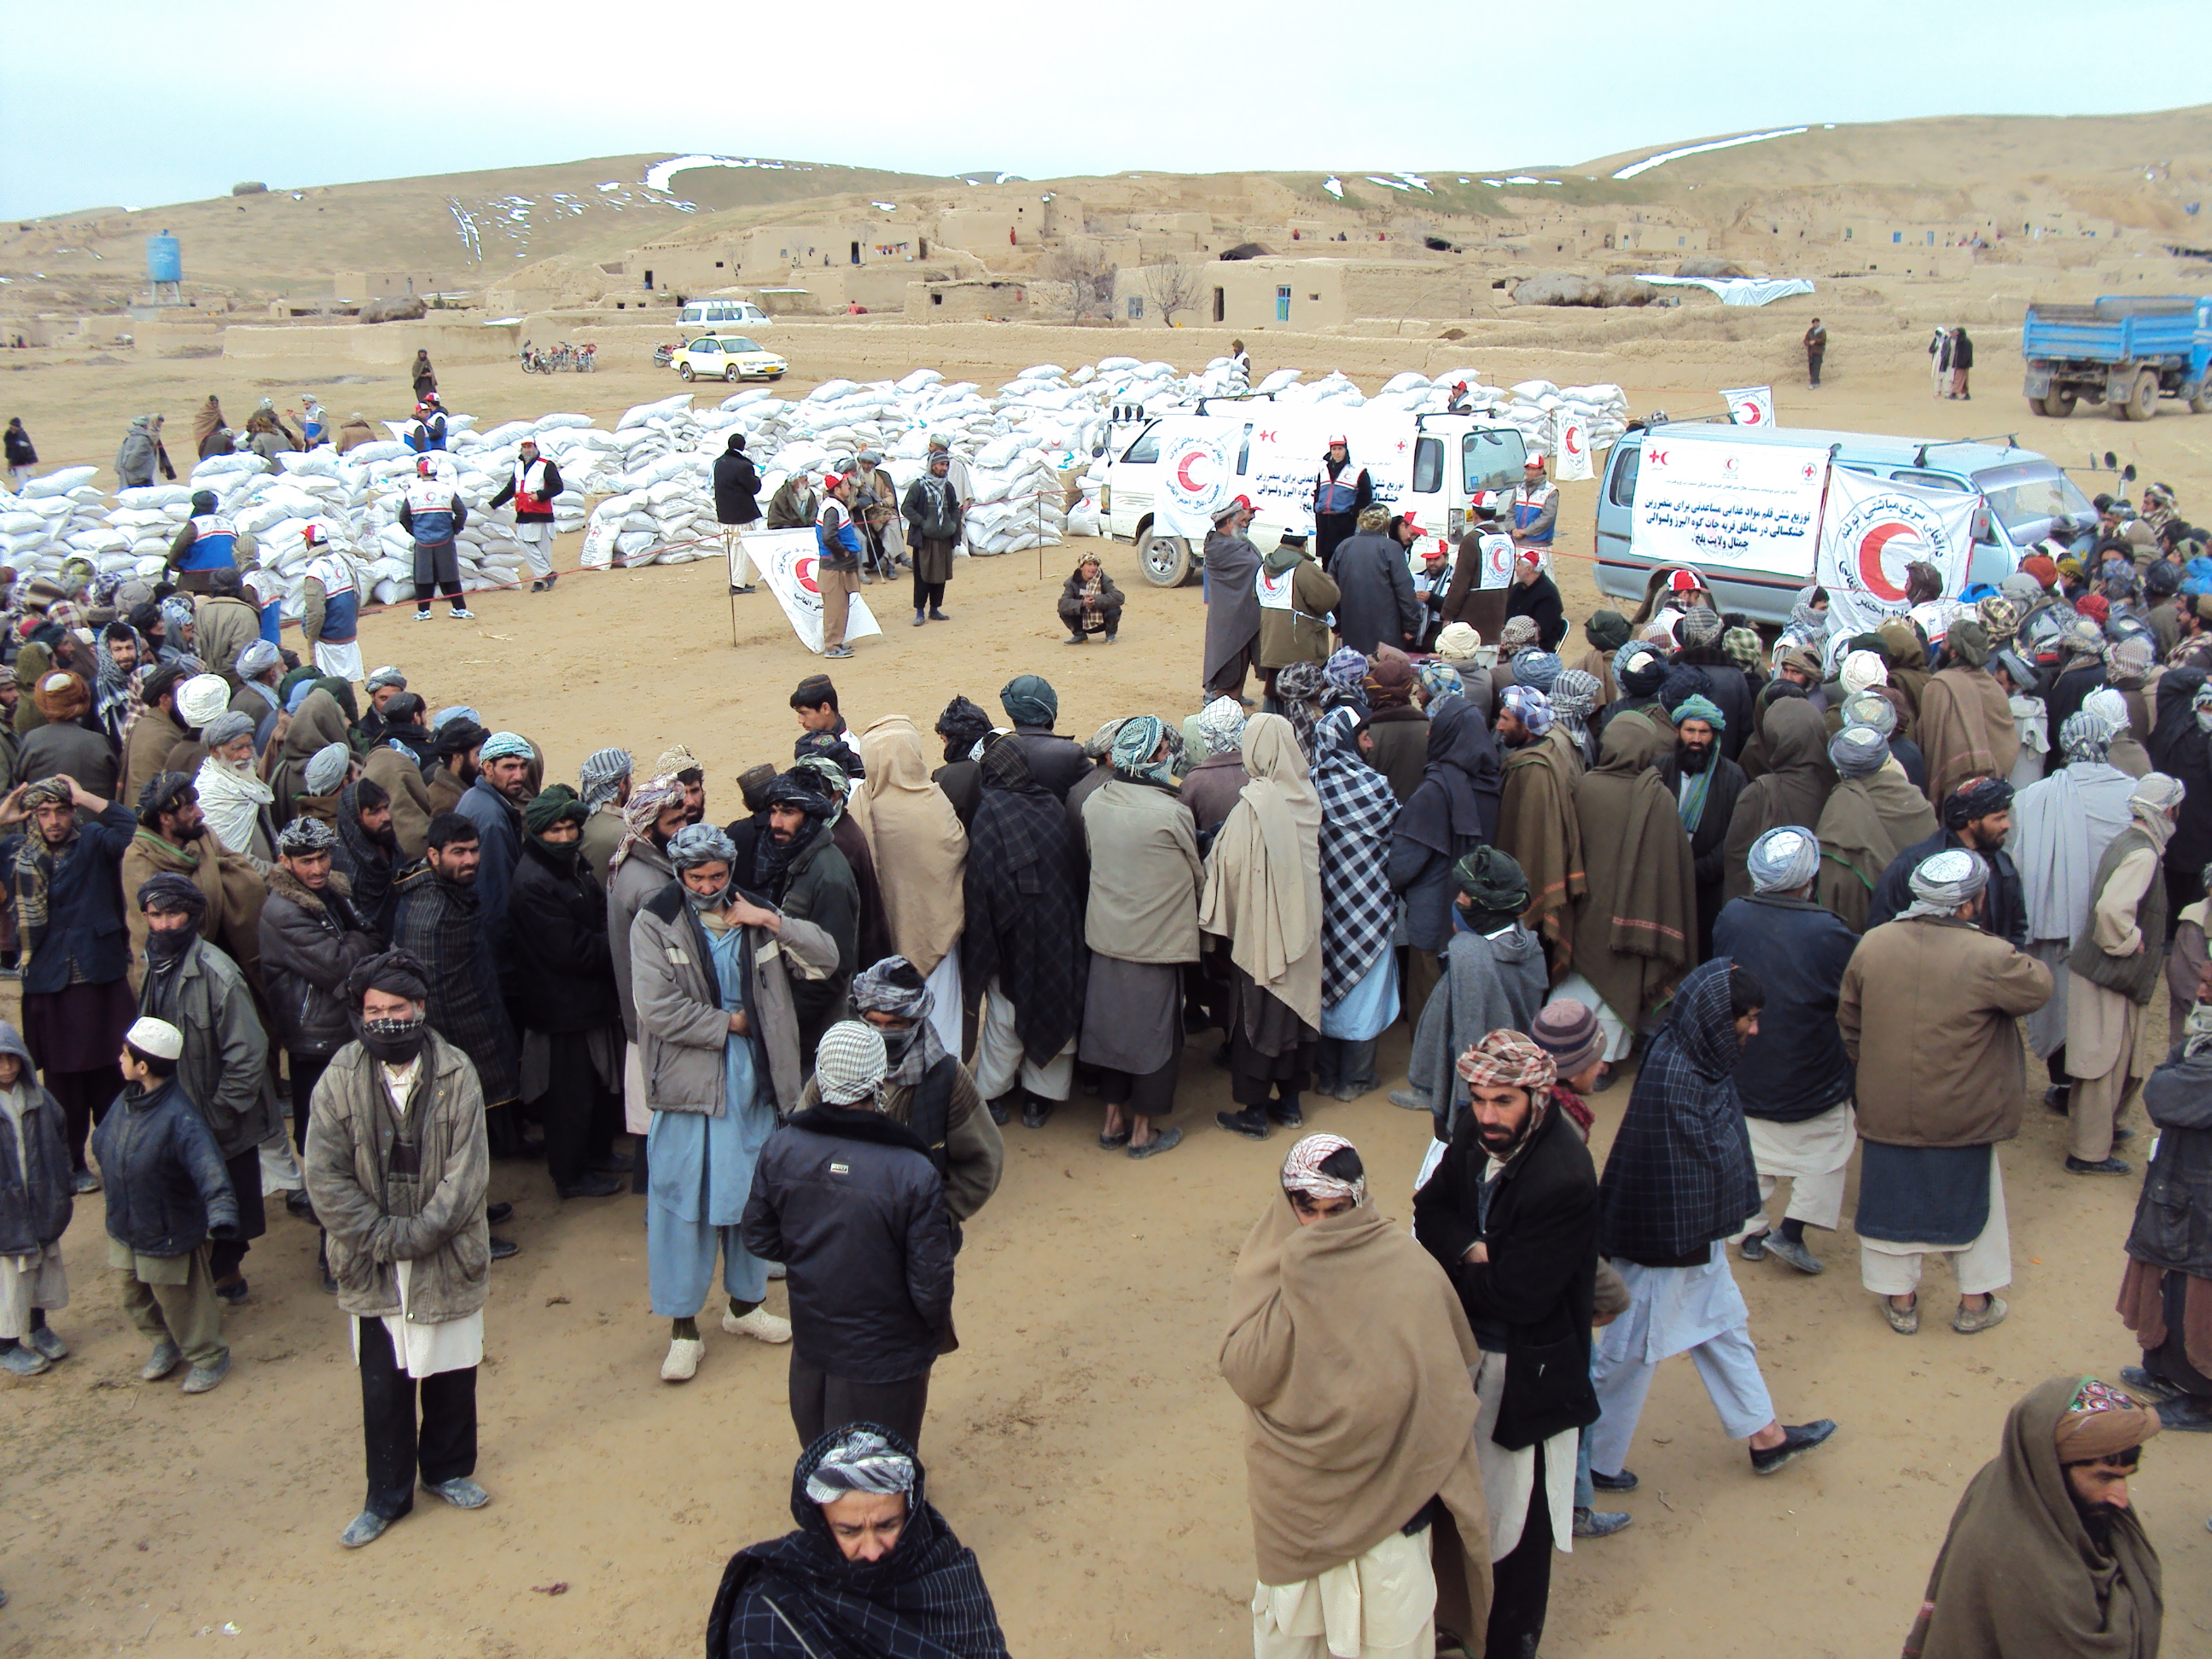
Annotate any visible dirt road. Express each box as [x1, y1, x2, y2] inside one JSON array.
[[0, 326, 2204, 1657]]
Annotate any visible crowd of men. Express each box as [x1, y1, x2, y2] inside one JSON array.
[[0, 457, 2204, 1651]]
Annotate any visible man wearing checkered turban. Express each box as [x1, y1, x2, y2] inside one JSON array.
[[1413, 1027, 1599, 1657]]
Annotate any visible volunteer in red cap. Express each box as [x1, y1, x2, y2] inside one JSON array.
[[814, 472, 865, 661], [1511, 451, 1558, 556], [1508, 542, 1568, 651], [1310, 436, 1371, 573]]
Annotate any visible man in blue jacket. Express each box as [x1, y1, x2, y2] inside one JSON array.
[[814, 473, 864, 661], [1714, 827, 1861, 1277]]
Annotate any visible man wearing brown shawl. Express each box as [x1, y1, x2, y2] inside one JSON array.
[[1361, 652, 1429, 804], [1202, 715, 1324, 1141], [1902, 1377, 2160, 1658], [1918, 620, 2022, 808], [1877, 617, 1933, 719], [1563, 715, 1694, 1048], [853, 718, 968, 1058], [1224, 1132, 1491, 1659], [1720, 699, 1837, 903], [119, 773, 269, 994], [1816, 725, 1937, 933], [1493, 686, 1584, 981]]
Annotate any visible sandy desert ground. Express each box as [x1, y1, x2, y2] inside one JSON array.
[[0, 323, 2208, 1658]]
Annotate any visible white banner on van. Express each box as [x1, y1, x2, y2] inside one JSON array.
[[749, 527, 884, 655], [1816, 469, 1979, 639], [1629, 438, 1830, 573], [1721, 386, 1777, 428], [1553, 412, 1594, 481]]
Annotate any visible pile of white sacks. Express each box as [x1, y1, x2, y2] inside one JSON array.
[[0, 358, 1628, 617]]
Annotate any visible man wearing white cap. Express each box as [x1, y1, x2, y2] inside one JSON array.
[[1509, 452, 1557, 556], [744, 1021, 953, 1448], [92, 1016, 240, 1394], [297, 527, 365, 683], [1841, 847, 2052, 1335], [457, 734, 534, 961]]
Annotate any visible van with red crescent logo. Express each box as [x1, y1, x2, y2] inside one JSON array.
[[1102, 406, 1527, 587], [1592, 421, 2093, 626]]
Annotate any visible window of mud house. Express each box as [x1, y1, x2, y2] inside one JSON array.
[[932, 292, 943, 306], [1214, 288, 1225, 323], [644, 271, 655, 288], [1277, 286, 1290, 322], [1127, 296, 1144, 318]]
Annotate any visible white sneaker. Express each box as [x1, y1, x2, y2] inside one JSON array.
[[450, 608, 477, 620], [412, 609, 433, 621], [659, 1336, 706, 1382], [765, 1261, 787, 1281], [723, 1307, 792, 1344]]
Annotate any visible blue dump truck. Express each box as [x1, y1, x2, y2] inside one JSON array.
[[2021, 294, 2212, 420]]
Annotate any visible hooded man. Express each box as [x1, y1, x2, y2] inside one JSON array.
[[1842, 848, 2053, 1336], [1202, 496, 1265, 702], [632, 822, 835, 1384], [1309, 707, 1402, 1102], [1566, 711, 1696, 1051], [1656, 693, 1747, 959], [1415, 1035, 1601, 1659], [2064, 773, 2186, 1175], [1720, 699, 1836, 903], [9, 774, 137, 1185], [1330, 507, 1421, 657], [853, 720, 967, 1049], [712, 433, 763, 595], [507, 786, 627, 1201], [1866, 775, 2030, 947], [1225, 1132, 1493, 1659], [753, 771, 859, 1062], [1814, 724, 1938, 934], [963, 736, 1087, 1131], [1255, 526, 1342, 690], [1078, 716, 1202, 1158], [743, 1022, 953, 1448], [1493, 684, 1585, 977], [487, 437, 564, 593], [1309, 437, 1372, 572], [1918, 620, 2021, 807], [1401, 847, 1551, 1143], [1902, 1377, 2161, 1658], [114, 414, 174, 489], [1590, 960, 1839, 1486], [119, 771, 268, 994], [1714, 829, 1861, 1277], [1202, 714, 1325, 1142], [303, 949, 493, 1550]]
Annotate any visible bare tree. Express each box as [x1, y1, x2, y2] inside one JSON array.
[[1143, 260, 1201, 326], [1045, 246, 1118, 321]]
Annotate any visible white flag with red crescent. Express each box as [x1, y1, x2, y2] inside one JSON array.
[[1552, 410, 1592, 481], [1816, 469, 1979, 639], [1721, 386, 1777, 428], [749, 527, 884, 654]]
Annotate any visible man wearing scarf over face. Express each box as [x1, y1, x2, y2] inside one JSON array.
[[795, 958, 1003, 1236], [304, 949, 492, 1551], [1902, 1377, 2161, 1658], [635, 824, 835, 1385], [1866, 775, 2030, 946], [707, 1423, 1011, 1659], [1225, 1133, 1493, 1659], [1842, 850, 2052, 1336], [1079, 717, 1202, 1158], [1416, 1033, 1600, 1659], [1400, 848, 1550, 1138], [507, 786, 628, 1202], [1656, 694, 1747, 959], [752, 771, 859, 1066]]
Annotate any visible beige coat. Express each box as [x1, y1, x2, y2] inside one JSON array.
[[1838, 915, 2053, 1147], [363, 744, 434, 860], [192, 595, 264, 690], [1081, 777, 1204, 963], [1256, 556, 1342, 671]]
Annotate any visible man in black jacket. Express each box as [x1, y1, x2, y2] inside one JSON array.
[[997, 674, 1088, 801], [742, 1021, 952, 1450], [1328, 514, 1421, 656], [2120, 996, 2212, 1429], [1714, 828, 1860, 1278], [486, 437, 563, 594], [1505, 546, 1569, 652], [1866, 776, 2028, 946], [1656, 695, 1747, 962], [506, 786, 626, 1201], [712, 433, 761, 596], [1415, 1028, 1599, 1659]]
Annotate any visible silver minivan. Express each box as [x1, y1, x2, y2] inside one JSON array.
[[1593, 422, 2096, 625]]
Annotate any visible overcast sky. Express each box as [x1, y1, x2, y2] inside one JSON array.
[[5, 0, 2205, 221]]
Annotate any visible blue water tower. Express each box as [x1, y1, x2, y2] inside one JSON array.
[[146, 231, 183, 304]]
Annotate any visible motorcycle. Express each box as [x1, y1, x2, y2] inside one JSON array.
[[651, 342, 675, 369]]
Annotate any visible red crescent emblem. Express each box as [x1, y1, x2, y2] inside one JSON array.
[[1647, 449, 1669, 466], [794, 554, 820, 596], [1563, 425, 1583, 457], [1176, 451, 1209, 492], [1855, 522, 1919, 600]]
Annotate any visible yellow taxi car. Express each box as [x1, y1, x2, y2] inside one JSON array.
[[672, 335, 788, 383]]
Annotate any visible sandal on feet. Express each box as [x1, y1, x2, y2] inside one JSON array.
[[1128, 1126, 1183, 1160], [1097, 1127, 1131, 1150], [1883, 1296, 1920, 1336]]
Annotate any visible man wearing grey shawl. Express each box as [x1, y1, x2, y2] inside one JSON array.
[[1548, 670, 1601, 771], [1841, 849, 2053, 1336], [2011, 708, 2139, 1100], [575, 748, 632, 883], [2063, 773, 2186, 1174]]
